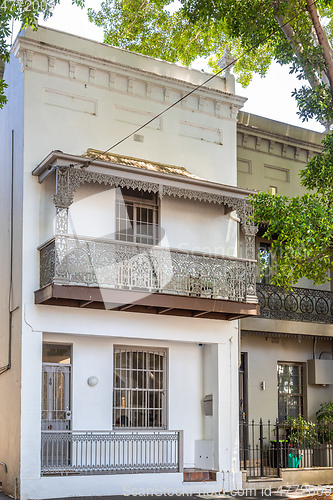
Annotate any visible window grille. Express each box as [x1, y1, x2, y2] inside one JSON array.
[[277, 362, 303, 422], [113, 347, 167, 429], [116, 189, 159, 245]]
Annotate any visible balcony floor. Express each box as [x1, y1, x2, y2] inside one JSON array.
[[35, 284, 259, 320]]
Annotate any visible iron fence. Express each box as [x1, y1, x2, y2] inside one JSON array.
[[41, 429, 183, 475], [39, 236, 256, 302], [257, 283, 333, 323], [240, 419, 333, 479]]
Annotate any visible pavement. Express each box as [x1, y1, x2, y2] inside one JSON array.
[[0, 488, 331, 500]]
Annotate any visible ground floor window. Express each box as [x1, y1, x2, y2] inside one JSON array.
[[113, 346, 167, 429], [277, 362, 303, 422]]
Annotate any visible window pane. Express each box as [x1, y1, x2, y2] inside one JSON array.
[[113, 348, 166, 428], [116, 194, 159, 245], [277, 363, 303, 422], [259, 243, 271, 284]]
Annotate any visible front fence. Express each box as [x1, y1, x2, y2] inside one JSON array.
[[240, 420, 333, 479], [41, 430, 183, 475]]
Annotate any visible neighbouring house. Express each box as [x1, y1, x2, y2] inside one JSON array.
[[0, 26, 259, 499], [237, 112, 333, 486]]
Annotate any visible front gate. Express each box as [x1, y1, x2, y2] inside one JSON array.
[[240, 419, 283, 479]]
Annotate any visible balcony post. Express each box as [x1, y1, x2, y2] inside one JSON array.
[[52, 166, 75, 285], [243, 225, 258, 303]]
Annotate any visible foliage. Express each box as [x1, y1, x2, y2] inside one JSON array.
[[316, 401, 333, 425], [250, 191, 333, 286], [286, 415, 318, 447], [88, 0, 333, 107], [87, 0, 333, 287], [251, 131, 333, 287], [292, 83, 333, 123], [316, 401, 333, 443], [0, 0, 84, 108]]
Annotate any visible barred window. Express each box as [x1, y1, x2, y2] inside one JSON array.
[[116, 188, 159, 245], [113, 347, 167, 429], [278, 362, 304, 422]]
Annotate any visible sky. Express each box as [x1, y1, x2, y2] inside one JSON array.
[[34, 0, 323, 133]]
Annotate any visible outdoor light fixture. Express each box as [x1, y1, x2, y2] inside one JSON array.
[[87, 376, 98, 387]]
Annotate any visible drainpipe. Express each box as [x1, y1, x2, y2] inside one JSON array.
[[0, 130, 15, 375]]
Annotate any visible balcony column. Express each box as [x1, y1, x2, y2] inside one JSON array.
[[243, 224, 258, 303], [52, 166, 74, 285]]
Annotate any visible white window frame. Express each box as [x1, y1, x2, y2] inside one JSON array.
[[115, 190, 159, 245], [113, 346, 167, 430]]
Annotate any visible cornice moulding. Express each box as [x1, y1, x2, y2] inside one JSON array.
[[14, 36, 246, 109], [237, 123, 323, 152]]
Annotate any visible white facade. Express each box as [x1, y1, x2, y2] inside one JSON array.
[[0, 26, 258, 500]]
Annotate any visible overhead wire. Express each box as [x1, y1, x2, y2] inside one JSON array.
[[70, 0, 319, 168]]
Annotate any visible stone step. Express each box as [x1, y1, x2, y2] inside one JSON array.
[[183, 468, 217, 482]]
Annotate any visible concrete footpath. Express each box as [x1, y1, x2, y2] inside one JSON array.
[[0, 490, 304, 500], [0, 489, 330, 500]]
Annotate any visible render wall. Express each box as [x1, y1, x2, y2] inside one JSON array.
[[21, 306, 240, 499], [40, 181, 237, 258], [0, 54, 24, 497], [14, 26, 243, 499], [20, 26, 241, 187], [241, 334, 333, 422], [237, 113, 333, 427]]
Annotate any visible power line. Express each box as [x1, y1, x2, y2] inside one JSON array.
[[79, 0, 319, 168]]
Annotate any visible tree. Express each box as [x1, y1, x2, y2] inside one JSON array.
[[89, 0, 333, 287], [0, 0, 84, 108]]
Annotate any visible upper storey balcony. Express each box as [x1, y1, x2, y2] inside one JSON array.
[[33, 150, 259, 320], [257, 283, 333, 324]]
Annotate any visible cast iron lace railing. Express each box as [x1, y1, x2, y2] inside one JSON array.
[[39, 236, 256, 303], [257, 283, 333, 324]]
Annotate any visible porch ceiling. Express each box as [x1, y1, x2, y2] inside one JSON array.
[[35, 284, 260, 320]]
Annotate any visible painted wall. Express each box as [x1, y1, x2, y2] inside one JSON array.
[[2, 25, 245, 498], [241, 334, 333, 422], [68, 183, 116, 239], [66, 184, 237, 256], [18, 310, 240, 498], [19, 26, 243, 187], [237, 113, 333, 434], [161, 196, 237, 256], [0, 53, 24, 497]]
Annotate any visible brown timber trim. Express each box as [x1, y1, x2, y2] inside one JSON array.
[[35, 284, 259, 320]]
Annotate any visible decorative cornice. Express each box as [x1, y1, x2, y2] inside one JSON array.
[[13, 35, 246, 116], [237, 124, 323, 154]]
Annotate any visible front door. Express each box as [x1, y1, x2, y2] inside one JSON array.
[[41, 344, 72, 470], [42, 363, 71, 430]]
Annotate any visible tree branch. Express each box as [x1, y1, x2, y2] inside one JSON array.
[[306, 0, 333, 98], [272, 9, 320, 88]]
